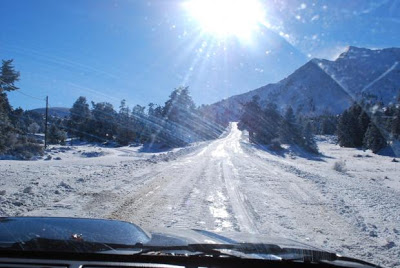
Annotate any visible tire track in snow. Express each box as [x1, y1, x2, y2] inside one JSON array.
[[220, 159, 259, 233], [212, 122, 260, 233]]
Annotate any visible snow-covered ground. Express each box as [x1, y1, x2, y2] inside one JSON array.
[[1, 123, 399, 267]]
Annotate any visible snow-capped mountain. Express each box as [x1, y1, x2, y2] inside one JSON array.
[[206, 46, 400, 120]]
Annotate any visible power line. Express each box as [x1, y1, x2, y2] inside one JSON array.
[[0, 78, 46, 101], [13, 89, 46, 101]]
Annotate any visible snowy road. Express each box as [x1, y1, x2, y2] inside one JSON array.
[[109, 123, 259, 233], [1, 123, 399, 267]]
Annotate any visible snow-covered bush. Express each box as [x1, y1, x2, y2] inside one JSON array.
[[28, 122, 40, 134], [269, 138, 283, 151], [11, 142, 44, 160], [333, 160, 347, 173], [48, 125, 67, 145]]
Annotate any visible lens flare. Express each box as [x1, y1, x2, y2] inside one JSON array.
[[184, 0, 265, 41]]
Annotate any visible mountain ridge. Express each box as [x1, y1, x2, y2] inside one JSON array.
[[205, 46, 400, 121], [31, 107, 70, 118]]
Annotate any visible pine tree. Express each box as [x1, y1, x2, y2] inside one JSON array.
[[116, 99, 136, 145], [257, 102, 281, 144], [302, 121, 319, 153], [320, 115, 337, 135], [162, 86, 196, 126], [358, 110, 370, 139], [392, 107, 400, 140], [0, 59, 43, 158], [363, 123, 386, 153], [308, 98, 316, 113], [337, 110, 353, 147], [0, 59, 20, 92], [159, 87, 200, 145], [337, 103, 366, 148], [148, 102, 155, 116], [348, 103, 364, 147], [279, 106, 301, 144], [69, 96, 91, 139], [239, 95, 263, 142], [0, 59, 20, 153], [48, 124, 66, 145], [88, 101, 117, 142]]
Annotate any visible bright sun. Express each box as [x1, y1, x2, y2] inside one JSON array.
[[184, 0, 265, 40]]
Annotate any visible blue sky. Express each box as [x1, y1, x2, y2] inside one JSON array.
[[1, 0, 399, 110]]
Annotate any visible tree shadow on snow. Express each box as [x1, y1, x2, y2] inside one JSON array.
[[378, 144, 399, 158], [138, 143, 174, 153], [286, 144, 333, 161], [247, 142, 332, 162]]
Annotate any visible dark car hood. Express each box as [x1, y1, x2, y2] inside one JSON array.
[[147, 227, 323, 251], [0, 216, 322, 252], [0, 216, 324, 254], [0, 217, 381, 267]]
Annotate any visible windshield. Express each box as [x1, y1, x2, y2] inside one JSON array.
[[0, 0, 399, 267]]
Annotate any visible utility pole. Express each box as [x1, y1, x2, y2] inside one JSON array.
[[44, 96, 49, 149]]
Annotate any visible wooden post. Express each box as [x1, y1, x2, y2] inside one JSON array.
[[44, 96, 49, 148]]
